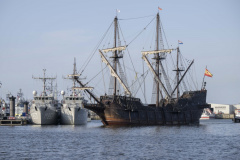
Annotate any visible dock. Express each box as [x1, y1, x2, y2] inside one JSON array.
[[215, 114, 234, 119], [0, 119, 27, 126]]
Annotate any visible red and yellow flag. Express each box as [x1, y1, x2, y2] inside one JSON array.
[[204, 69, 213, 77], [158, 7, 162, 10]]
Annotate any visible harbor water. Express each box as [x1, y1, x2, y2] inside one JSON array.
[[0, 119, 239, 160]]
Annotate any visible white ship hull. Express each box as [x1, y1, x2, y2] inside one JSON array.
[[30, 106, 58, 125], [61, 106, 88, 125], [200, 108, 215, 120], [200, 114, 215, 119]]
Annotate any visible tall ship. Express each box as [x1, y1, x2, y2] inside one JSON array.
[[75, 12, 210, 125], [60, 58, 88, 125], [30, 69, 58, 125]]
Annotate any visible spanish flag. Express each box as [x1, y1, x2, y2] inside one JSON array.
[[204, 69, 213, 77]]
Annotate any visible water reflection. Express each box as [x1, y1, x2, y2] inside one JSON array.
[[0, 119, 239, 159]]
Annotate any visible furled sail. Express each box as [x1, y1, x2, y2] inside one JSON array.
[[141, 49, 173, 56], [99, 50, 131, 95], [102, 46, 126, 53], [142, 54, 171, 99]]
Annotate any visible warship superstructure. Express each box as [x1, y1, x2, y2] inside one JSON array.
[[30, 69, 58, 125], [75, 12, 209, 125], [60, 58, 88, 125], [0, 94, 10, 118], [0, 98, 8, 119], [15, 89, 25, 117]]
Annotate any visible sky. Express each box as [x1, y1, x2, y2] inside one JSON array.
[[0, 0, 239, 104]]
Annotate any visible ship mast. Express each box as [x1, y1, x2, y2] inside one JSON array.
[[142, 52, 171, 99], [100, 50, 131, 95], [155, 13, 160, 107], [173, 47, 185, 99], [43, 69, 47, 94], [171, 59, 194, 97], [32, 69, 56, 96], [176, 47, 180, 99], [113, 16, 118, 95], [72, 57, 77, 96], [100, 16, 131, 96], [142, 13, 173, 101], [64, 58, 82, 96]]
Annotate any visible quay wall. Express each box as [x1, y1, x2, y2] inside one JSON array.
[[215, 114, 234, 119]]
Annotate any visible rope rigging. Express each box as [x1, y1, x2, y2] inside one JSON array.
[[118, 22, 147, 99], [79, 21, 114, 75], [84, 65, 108, 86], [133, 70, 149, 98], [119, 14, 155, 21], [127, 16, 156, 47], [76, 12, 200, 104], [77, 14, 158, 100], [179, 52, 198, 91]]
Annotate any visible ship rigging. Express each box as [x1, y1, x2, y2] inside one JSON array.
[[74, 11, 209, 125]]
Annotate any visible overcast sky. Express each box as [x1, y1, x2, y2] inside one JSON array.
[[0, 0, 239, 104]]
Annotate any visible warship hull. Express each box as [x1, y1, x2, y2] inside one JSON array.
[[30, 106, 58, 125], [84, 90, 209, 126], [61, 107, 88, 125]]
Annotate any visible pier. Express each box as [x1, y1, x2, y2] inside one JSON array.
[[0, 119, 27, 126], [214, 114, 234, 119]]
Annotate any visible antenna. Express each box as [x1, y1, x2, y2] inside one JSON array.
[[32, 69, 56, 96], [63, 58, 86, 96]]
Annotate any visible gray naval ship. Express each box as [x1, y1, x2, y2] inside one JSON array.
[[60, 58, 89, 125], [30, 69, 58, 125], [15, 89, 25, 117]]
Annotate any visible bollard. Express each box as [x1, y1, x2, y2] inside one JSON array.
[[9, 96, 16, 117]]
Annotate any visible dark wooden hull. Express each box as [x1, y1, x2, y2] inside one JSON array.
[[84, 90, 209, 126], [101, 108, 203, 125]]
